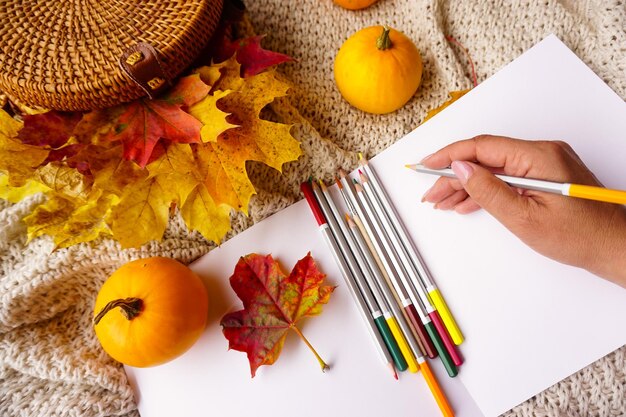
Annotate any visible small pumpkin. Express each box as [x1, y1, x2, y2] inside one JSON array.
[[333, 0, 379, 10], [334, 25, 423, 114], [93, 257, 209, 368]]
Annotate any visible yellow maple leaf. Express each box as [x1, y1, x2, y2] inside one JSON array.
[[23, 195, 75, 242], [0, 109, 21, 137], [204, 59, 302, 212], [147, 143, 233, 244], [110, 175, 175, 248], [0, 174, 49, 203], [180, 184, 232, 244], [194, 65, 223, 87], [34, 163, 91, 201], [53, 194, 115, 248], [23, 192, 115, 248], [0, 110, 49, 186], [422, 89, 471, 123], [146, 143, 199, 206], [90, 147, 148, 197], [188, 89, 237, 143]]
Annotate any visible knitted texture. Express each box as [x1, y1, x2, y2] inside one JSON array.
[[1, 0, 625, 416]]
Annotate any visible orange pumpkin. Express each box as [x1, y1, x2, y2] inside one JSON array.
[[93, 257, 209, 367], [334, 25, 423, 114], [333, 0, 379, 10]]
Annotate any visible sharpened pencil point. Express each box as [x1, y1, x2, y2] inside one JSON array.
[[335, 176, 343, 189], [405, 164, 415, 169], [338, 168, 348, 179], [358, 152, 363, 160], [389, 362, 398, 380]]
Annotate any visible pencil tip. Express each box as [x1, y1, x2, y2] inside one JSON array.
[[389, 363, 398, 380], [334, 176, 343, 189], [358, 152, 363, 160], [405, 164, 414, 169], [338, 168, 347, 178]]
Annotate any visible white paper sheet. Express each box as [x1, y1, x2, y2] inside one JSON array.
[[125, 35, 626, 417]]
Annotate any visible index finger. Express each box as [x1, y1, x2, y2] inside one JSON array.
[[422, 135, 543, 170]]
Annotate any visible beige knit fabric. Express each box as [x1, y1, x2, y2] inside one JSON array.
[[1, 0, 625, 416]]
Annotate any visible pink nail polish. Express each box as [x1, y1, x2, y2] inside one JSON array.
[[451, 161, 474, 185]]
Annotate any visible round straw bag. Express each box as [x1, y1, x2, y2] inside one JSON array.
[[0, 0, 224, 111]]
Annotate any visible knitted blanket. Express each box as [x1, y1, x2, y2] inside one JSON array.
[[1, 1, 624, 416]]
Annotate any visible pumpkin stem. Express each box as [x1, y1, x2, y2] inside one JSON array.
[[376, 26, 392, 50], [93, 297, 143, 326]]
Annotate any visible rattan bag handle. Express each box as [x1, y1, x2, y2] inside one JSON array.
[[119, 43, 171, 99]]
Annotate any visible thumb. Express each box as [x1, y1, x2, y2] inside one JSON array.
[[451, 160, 527, 223]]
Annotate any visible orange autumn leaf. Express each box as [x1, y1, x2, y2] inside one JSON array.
[[221, 253, 334, 377], [206, 58, 302, 212], [423, 89, 471, 123], [148, 143, 232, 245], [165, 73, 212, 108]]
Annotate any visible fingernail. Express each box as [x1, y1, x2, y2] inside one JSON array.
[[421, 185, 433, 202], [420, 153, 434, 163], [451, 161, 474, 185]]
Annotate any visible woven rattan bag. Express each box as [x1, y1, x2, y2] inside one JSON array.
[[0, 0, 224, 111]]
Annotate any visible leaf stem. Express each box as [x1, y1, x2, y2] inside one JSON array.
[[291, 325, 330, 372]]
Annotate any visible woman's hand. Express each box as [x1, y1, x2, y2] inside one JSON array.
[[421, 135, 626, 287]]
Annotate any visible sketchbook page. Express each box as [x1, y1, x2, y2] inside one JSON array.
[[370, 34, 626, 417], [125, 200, 483, 417]]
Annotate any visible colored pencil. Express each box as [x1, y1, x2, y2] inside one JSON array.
[[406, 163, 626, 205], [355, 179, 460, 377], [419, 359, 455, 417], [360, 155, 465, 346], [316, 180, 408, 372], [360, 171, 463, 373], [300, 181, 397, 380], [336, 174, 456, 416], [350, 181, 428, 360], [337, 172, 425, 370], [355, 178, 436, 357]]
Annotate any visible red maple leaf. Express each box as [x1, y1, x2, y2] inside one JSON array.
[[221, 253, 334, 377], [235, 35, 294, 77], [210, 34, 293, 78], [17, 111, 82, 148], [108, 99, 202, 168]]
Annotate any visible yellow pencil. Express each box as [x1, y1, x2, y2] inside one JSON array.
[[406, 163, 626, 205]]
